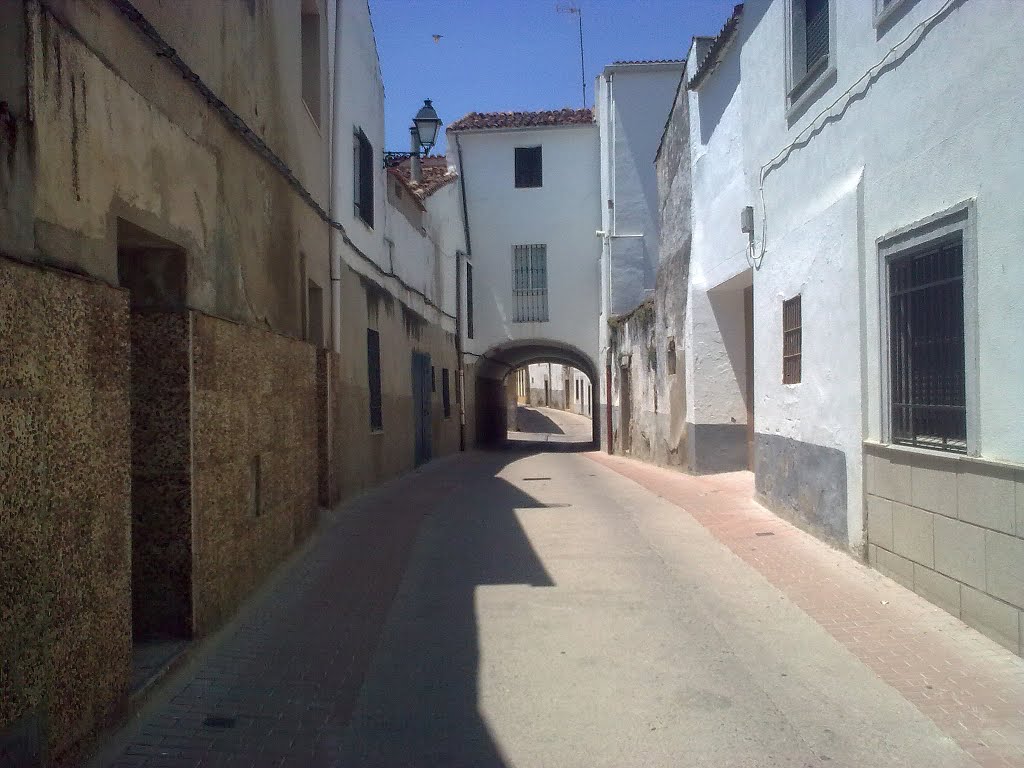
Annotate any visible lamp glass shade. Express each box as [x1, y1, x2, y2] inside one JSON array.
[[413, 99, 441, 152]]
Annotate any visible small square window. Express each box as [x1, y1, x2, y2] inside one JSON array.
[[514, 146, 542, 188], [782, 295, 802, 384], [787, 0, 834, 112]]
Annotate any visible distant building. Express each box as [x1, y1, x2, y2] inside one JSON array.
[[449, 109, 602, 444]]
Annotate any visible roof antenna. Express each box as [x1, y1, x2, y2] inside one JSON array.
[[556, 4, 586, 108]]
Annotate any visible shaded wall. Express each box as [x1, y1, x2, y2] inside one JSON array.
[[326, 262, 462, 502], [0, 259, 131, 764], [191, 313, 318, 635]]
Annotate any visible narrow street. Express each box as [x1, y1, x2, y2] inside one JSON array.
[[92, 439, 1024, 766]]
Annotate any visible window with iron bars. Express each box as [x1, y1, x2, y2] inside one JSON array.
[[888, 237, 966, 453], [512, 244, 549, 322], [782, 295, 802, 384]]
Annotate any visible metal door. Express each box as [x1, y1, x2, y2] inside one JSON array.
[[412, 351, 432, 466]]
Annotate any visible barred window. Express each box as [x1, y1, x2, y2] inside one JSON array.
[[782, 295, 802, 384], [512, 244, 549, 322], [804, 0, 829, 73], [888, 238, 966, 452], [367, 328, 383, 430]]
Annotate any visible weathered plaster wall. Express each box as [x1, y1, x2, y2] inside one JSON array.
[[327, 264, 462, 501], [191, 313, 318, 636], [0, 259, 131, 764], [28, 3, 331, 337]]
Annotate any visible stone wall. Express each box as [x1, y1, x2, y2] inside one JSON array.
[[0, 258, 131, 763], [865, 443, 1024, 656], [191, 313, 318, 636]]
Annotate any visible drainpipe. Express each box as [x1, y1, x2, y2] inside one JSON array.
[[455, 250, 466, 451], [328, 0, 344, 353], [454, 133, 473, 451]]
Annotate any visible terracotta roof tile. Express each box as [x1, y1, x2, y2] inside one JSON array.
[[611, 58, 685, 66], [447, 108, 594, 132], [388, 156, 458, 200]]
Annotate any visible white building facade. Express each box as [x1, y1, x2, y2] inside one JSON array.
[[449, 110, 602, 443], [731, 0, 1024, 654]]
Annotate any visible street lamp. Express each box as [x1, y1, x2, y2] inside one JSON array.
[[409, 98, 442, 182], [413, 99, 442, 154]]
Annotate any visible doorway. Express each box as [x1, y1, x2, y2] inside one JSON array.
[[412, 351, 432, 466], [619, 365, 632, 453], [117, 219, 192, 690]]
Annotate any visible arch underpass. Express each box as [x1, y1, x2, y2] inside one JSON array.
[[472, 339, 601, 448]]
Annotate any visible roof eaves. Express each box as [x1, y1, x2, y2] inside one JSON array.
[[686, 4, 744, 91]]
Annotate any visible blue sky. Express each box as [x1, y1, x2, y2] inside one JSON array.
[[369, 0, 739, 155]]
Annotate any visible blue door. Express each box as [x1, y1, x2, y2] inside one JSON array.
[[412, 351, 432, 466]]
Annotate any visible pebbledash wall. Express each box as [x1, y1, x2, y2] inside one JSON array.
[[737, 0, 1024, 653], [0, 1, 334, 761], [1, 0, 466, 763]]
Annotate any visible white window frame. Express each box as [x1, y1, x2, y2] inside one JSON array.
[[784, 0, 837, 118], [877, 200, 979, 456]]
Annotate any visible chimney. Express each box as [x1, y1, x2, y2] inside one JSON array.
[[410, 126, 422, 183]]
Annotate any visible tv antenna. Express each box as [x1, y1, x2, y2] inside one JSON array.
[[556, 3, 586, 108]]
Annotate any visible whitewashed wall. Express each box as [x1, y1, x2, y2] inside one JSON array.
[[685, 36, 751, 431], [596, 63, 686, 317], [740, 0, 1024, 548], [383, 175, 461, 333], [330, 0, 386, 275], [454, 123, 602, 373]]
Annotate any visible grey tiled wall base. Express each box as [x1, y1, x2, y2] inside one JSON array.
[[687, 422, 749, 474], [865, 443, 1024, 656], [754, 433, 848, 546]]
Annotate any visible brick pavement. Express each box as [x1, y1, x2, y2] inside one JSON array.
[[586, 451, 1024, 768], [89, 456, 467, 768]]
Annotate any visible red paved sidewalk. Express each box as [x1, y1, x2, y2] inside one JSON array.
[[587, 452, 1024, 768]]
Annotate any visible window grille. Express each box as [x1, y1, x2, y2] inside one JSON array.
[[888, 239, 966, 452], [512, 244, 549, 322], [354, 129, 374, 227], [805, 0, 829, 73], [367, 328, 383, 430], [514, 146, 543, 188], [782, 295, 802, 384], [466, 262, 475, 339], [442, 368, 451, 418]]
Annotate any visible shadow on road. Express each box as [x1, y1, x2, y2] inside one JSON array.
[[335, 451, 556, 766], [512, 405, 565, 434]]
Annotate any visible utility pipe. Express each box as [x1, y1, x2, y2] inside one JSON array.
[[328, 0, 344, 353]]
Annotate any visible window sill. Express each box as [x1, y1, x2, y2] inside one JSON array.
[[353, 208, 375, 231], [863, 440, 1010, 469], [370, 428, 385, 436], [786, 60, 836, 121]]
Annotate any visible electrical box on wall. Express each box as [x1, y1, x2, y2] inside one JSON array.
[[740, 205, 755, 234]]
